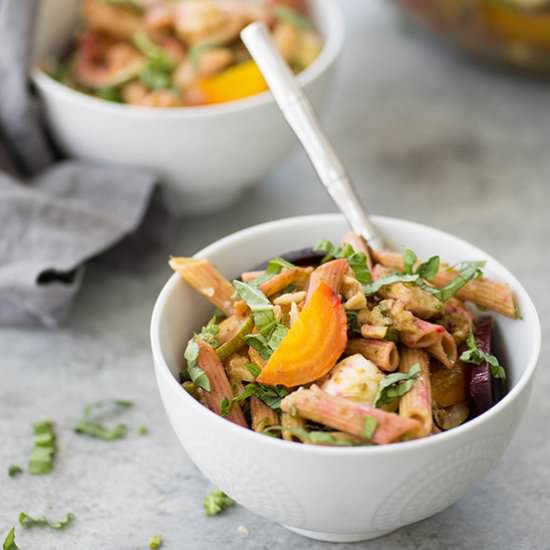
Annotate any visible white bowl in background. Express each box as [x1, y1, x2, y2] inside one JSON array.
[[32, 1, 345, 215], [150, 214, 540, 542]]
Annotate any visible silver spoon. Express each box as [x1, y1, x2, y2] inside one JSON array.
[[241, 22, 384, 251]]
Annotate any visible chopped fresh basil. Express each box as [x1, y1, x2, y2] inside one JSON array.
[[362, 416, 379, 439], [197, 316, 220, 347], [429, 261, 485, 302], [363, 273, 420, 296], [264, 426, 356, 446], [149, 534, 163, 549], [346, 310, 362, 335], [314, 240, 372, 284], [133, 32, 176, 71], [374, 364, 422, 408], [104, 0, 143, 8], [460, 331, 506, 379], [203, 489, 235, 516], [274, 5, 312, 29], [8, 465, 22, 478], [221, 383, 288, 416], [74, 400, 133, 441], [246, 363, 261, 379], [19, 512, 74, 530], [137, 425, 149, 436], [29, 421, 56, 475], [233, 281, 272, 313], [416, 256, 440, 281], [184, 340, 211, 391], [139, 65, 173, 90], [96, 86, 123, 103], [403, 249, 417, 275], [266, 257, 296, 273], [2, 527, 18, 550]]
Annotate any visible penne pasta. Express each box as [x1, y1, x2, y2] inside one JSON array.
[[305, 258, 348, 303], [197, 341, 247, 428], [226, 354, 256, 384], [241, 270, 265, 282], [170, 257, 234, 316], [250, 397, 279, 433], [281, 412, 306, 442], [426, 330, 458, 368], [399, 318, 445, 348], [372, 249, 518, 318], [259, 269, 300, 297], [281, 385, 421, 444], [398, 349, 432, 438], [346, 337, 399, 372]]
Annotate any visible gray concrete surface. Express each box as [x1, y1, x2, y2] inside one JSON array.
[[2, 1, 549, 548]]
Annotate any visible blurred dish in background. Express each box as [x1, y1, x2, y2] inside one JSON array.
[[46, 0, 322, 107], [392, 0, 550, 72]]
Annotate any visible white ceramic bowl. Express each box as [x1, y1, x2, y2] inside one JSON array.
[[150, 214, 540, 542], [32, 0, 345, 215]]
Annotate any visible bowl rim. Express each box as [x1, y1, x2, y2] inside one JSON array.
[[32, 0, 345, 119], [151, 213, 541, 456]]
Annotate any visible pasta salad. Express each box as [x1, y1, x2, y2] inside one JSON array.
[[170, 232, 518, 446]]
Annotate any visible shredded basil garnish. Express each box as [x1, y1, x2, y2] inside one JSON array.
[[362, 416, 379, 439], [203, 489, 235, 516], [221, 383, 288, 416], [460, 331, 506, 379], [74, 400, 134, 441], [8, 465, 22, 478], [314, 240, 372, 284], [29, 421, 56, 475], [374, 364, 421, 408], [19, 512, 74, 530], [2, 527, 18, 550], [149, 534, 163, 549]]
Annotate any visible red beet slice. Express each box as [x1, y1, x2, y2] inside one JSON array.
[[468, 316, 495, 417]]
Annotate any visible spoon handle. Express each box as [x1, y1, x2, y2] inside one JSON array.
[[241, 22, 383, 250]]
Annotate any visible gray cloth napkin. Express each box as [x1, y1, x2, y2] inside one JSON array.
[[0, 0, 157, 327]]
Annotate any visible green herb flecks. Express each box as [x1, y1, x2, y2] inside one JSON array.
[[204, 489, 235, 516], [363, 273, 420, 296], [149, 534, 163, 549], [184, 340, 210, 392], [8, 465, 22, 478], [233, 280, 289, 359], [74, 400, 134, 441], [221, 384, 288, 416], [2, 527, 18, 550], [374, 364, 421, 408], [246, 363, 261, 379], [362, 416, 379, 439], [137, 425, 149, 436], [189, 42, 218, 71], [95, 86, 123, 103], [29, 420, 56, 475], [274, 5, 312, 29], [264, 426, 357, 446], [345, 310, 362, 335], [133, 31, 177, 91], [314, 240, 372, 284], [460, 331, 506, 379], [430, 261, 485, 302], [197, 316, 220, 347], [19, 512, 74, 530]]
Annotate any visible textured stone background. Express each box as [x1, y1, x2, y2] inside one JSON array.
[[1, 1, 549, 549]]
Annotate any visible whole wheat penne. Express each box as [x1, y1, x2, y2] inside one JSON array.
[[440, 298, 473, 344], [398, 349, 432, 438], [341, 231, 374, 271], [432, 269, 517, 318], [197, 341, 247, 428], [281, 385, 420, 444], [399, 318, 445, 348], [250, 397, 279, 433], [426, 330, 457, 368], [226, 354, 256, 383], [170, 257, 234, 316], [305, 258, 348, 303], [259, 268, 300, 296], [372, 250, 518, 318], [379, 282, 442, 319], [346, 337, 399, 372], [281, 411, 306, 442]]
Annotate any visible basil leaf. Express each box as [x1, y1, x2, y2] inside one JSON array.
[[74, 420, 127, 441], [8, 465, 22, 478], [346, 310, 362, 335], [362, 415, 379, 439], [96, 86, 123, 103], [220, 385, 257, 416], [133, 32, 177, 71], [29, 421, 56, 475], [313, 239, 338, 262], [149, 535, 163, 549], [460, 331, 506, 380], [374, 364, 422, 408], [363, 274, 420, 296], [403, 249, 417, 275], [246, 363, 261, 378], [197, 316, 220, 347], [266, 257, 297, 273], [233, 280, 272, 312], [139, 65, 173, 90], [267, 324, 288, 350], [264, 426, 356, 446], [19, 512, 74, 530], [416, 256, 440, 281], [74, 399, 134, 441], [244, 333, 272, 360], [314, 240, 372, 283], [429, 261, 486, 302], [222, 383, 288, 416], [203, 489, 235, 516], [184, 340, 211, 391], [2, 527, 18, 550], [137, 425, 148, 436]]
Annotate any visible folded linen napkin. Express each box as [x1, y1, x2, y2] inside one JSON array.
[[0, 0, 156, 327]]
